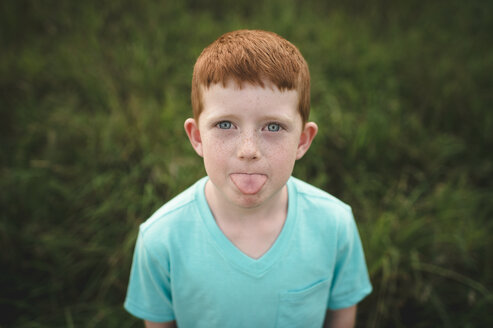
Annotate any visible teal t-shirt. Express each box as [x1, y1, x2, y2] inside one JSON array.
[[124, 177, 372, 327]]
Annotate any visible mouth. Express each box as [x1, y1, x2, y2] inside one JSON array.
[[230, 173, 267, 195]]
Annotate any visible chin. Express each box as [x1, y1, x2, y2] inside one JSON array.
[[232, 195, 264, 209]]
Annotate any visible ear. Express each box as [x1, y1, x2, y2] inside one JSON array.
[[296, 122, 318, 160], [184, 118, 204, 157]]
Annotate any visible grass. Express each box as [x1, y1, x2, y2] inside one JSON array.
[[1, 0, 492, 327]]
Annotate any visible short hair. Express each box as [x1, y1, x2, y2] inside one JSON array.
[[191, 29, 310, 124]]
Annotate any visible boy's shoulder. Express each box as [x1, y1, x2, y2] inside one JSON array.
[[290, 176, 352, 213], [290, 177, 358, 239], [140, 177, 206, 237]]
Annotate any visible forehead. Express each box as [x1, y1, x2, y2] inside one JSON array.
[[200, 80, 299, 120]]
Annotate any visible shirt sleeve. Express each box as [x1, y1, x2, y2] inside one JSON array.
[[124, 229, 175, 322], [327, 208, 372, 310]]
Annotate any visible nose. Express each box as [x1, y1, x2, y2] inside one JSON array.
[[237, 133, 260, 160]]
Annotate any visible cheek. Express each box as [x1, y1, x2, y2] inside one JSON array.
[[202, 135, 232, 166], [263, 135, 299, 157], [262, 138, 299, 169]]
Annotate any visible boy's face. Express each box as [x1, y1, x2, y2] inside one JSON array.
[[185, 80, 317, 209]]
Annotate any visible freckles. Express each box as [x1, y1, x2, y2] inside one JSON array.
[[263, 143, 289, 161], [262, 139, 300, 170], [205, 135, 233, 161], [262, 137, 295, 154]]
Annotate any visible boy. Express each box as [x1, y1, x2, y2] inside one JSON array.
[[124, 30, 372, 328]]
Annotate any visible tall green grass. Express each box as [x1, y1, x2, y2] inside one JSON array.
[[1, 0, 492, 327]]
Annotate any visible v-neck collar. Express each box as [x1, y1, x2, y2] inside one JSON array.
[[196, 177, 297, 278]]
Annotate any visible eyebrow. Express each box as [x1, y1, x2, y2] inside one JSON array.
[[258, 114, 294, 124], [204, 112, 295, 124]]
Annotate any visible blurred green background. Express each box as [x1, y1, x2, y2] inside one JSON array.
[[1, 0, 492, 327]]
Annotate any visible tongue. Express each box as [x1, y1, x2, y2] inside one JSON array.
[[230, 174, 267, 195]]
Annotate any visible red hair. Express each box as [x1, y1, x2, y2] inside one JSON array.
[[191, 30, 310, 124]]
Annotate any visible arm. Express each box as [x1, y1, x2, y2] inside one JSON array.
[[144, 320, 177, 328], [323, 305, 357, 328]]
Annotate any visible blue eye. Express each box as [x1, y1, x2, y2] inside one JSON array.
[[267, 123, 281, 132], [217, 121, 232, 129]]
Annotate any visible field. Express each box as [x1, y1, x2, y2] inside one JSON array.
[[1, 0, 492, 327]]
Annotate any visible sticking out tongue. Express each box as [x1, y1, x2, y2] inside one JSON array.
[[230, 173, 267, 195]]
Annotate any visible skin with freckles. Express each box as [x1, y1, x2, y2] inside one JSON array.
[[185, 79, 318, 221]]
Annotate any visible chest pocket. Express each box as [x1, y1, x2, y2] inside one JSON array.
[[276, 278, 330, 328]]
